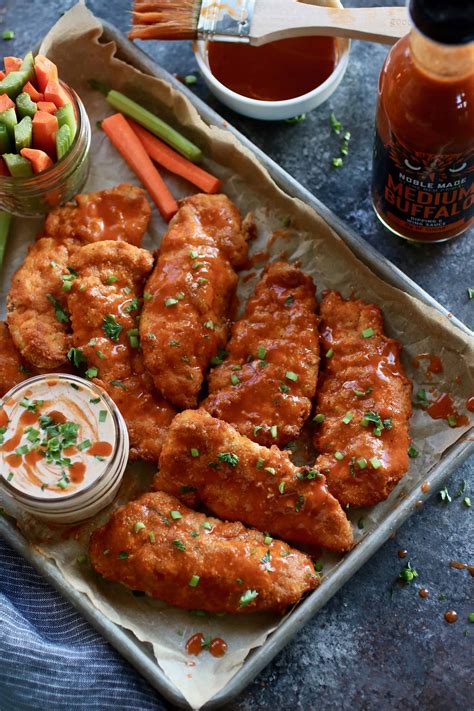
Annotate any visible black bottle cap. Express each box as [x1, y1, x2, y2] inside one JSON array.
[[409, 0, 474, 45]]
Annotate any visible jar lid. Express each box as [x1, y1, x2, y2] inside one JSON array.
[[409, 0, 474, 45]]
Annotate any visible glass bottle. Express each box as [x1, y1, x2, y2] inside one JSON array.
[[372, 0, 474, 242]]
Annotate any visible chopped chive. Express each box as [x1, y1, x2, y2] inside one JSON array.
[[285, 371, 298, 382], [279, 383, 290, 393], [357, 458, 368, 469], [176, 291, 185, 300], [278, 481, 285, 494], [239, 589, 258, 607], [16, 445, 29, 455], [118, 551, 129, 560], [342, 411, 353, 424], [106, 275, 118, 285], [264, 535, 273, 545], [230, 374, 240, 385], [256, 457, 264, 469], [464, 497, 471, 508], [204, 320, 214, 330], [330, 112, 342, 134], [408, 446, 418, 459], [7, 472, 14, 481], [326, 348, 334, 359], [189, 575, 200, 587], [96, 350, 106, 360], [3, 30, 15, 40], [202, 521, 212, 530], [467, 288, 474, 300], [148, 531, 156, 543], [284, 295, 294, 307], [332, 157, 344, 168], [170, 510, 182, 520], [270, 425, 278, 439], [143, 291, 152, 301], [85, 367, 98, 379], [197, 277, 208, 286], [257, 346, 266, 360], [165, 297, 178, 307], [313, 413, 325, 423], [362, 327, 375, 338], [253, 425, 262, 436], [77, 554, 88, 564], [77, 440, 91, 451], [173, 539, 186, 551], [334, 451, 344, 461], [190, 448, 200, 458], [314, 560, 323, 572], [99, 410, 107, 423], [217, 452, 239, 466], [353, 387, 373, 398], [264, 466, 276, 476], [133, 521, 145, 533], [447, 415, 457, 428], [370, 457, 382, 469]]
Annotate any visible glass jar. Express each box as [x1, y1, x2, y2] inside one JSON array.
[[0, 83, 91, 217], [0, 374, 129, 524]]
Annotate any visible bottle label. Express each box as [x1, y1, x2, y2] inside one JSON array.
[[372, 130, 474, 236]]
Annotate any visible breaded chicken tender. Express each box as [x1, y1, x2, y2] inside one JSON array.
[[0, 321, 28, 396], [155, 409, 353, 552], [7, 185, 151, 370], [68, 240, 175, 461], [204, 262, 319, 447], [313, 291, 412, 508], [140, 194, 250, 409], [89, 490, 319, 614]]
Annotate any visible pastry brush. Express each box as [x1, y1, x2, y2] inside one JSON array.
[[130, 0, 410, 45]]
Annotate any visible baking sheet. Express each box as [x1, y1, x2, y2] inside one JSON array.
[[0, 4, 472, 710]]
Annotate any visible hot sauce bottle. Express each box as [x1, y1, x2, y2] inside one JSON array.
[[372, 0, 474, 242]]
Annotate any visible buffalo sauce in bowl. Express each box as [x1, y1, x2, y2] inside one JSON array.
[[0, 374, 129, 523], [207, 36, 338, 102]]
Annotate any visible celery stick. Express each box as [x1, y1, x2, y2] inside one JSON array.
[[14, 116, 32, 152], [0, 124, 10, 153], [0, 211, 12, 269], [16, 92, 37, 119], [0, 108, 17, 141], [55, 103, 77, 141], [20, 52, 35, 83], [3, 153, 33, 178], [0, 71, 28, 99], [106, 90, 202, 163], [56, 123, 71, 160]]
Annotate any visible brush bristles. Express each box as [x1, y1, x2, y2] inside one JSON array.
[[129, 0, 202, 40]]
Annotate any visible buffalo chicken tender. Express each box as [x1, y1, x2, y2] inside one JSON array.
[[0, 321, 28, 396], [140, 194, 250, 409], [204, 262, 319, 447], [155, 409, 353, 552], [6, 184, 151, 370], [68, 240, 175, 461], [313, 291, 412, 507], [89, 491, 319, 614]]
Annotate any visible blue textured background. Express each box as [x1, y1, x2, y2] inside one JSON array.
[[0, 1, 472, 709]]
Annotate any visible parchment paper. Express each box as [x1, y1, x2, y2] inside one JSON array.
[[0, 3, 472, 709]]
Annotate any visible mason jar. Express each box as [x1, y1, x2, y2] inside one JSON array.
[[0, 374, 129, 524], [0, 83, 91, 217]]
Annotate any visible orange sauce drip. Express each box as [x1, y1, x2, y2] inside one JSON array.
[[185, 633, 205, 656], [19, 410, 38, 426], [209, 638, 228, 658], [70, 461, 86, 483], [444, 610, 458, 624], [412, 353, 443, 374], [0, 409, 8, 428], [1, 431, 23, 453], [88, 441, 113, 457], [466, 397, 474, 412], [5, 453, 21, 468], [208, 37, 338, 102], [426, 393, 469, 427], [48, 410, 67, 423]]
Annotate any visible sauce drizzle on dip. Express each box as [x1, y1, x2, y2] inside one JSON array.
[[0, 377, 117, 498]]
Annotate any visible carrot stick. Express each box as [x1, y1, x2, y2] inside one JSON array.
[[37, 101, 58, 114], [127, 118, 221, 194], [32, 110, 58, 157], [0, 71, 5, 81], [44, 79, 69, 108], [101, 113, 178, 222], [0, 94, 15, 113], [4, 57, 22, 74], [23, 81, 43, 102], [34, 55, 58, 93], [20, 147, 54, 174]]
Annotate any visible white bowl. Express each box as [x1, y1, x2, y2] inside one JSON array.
[[193, 4, 350, 121]]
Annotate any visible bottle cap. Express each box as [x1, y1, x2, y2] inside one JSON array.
[[409, 0, 474, 45]]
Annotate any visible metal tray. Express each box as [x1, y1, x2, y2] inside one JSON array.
[[1, 20, 472, 710]]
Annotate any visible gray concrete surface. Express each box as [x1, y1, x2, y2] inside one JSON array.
[[1, 0, 472, 709]]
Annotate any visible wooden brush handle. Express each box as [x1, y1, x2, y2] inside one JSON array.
[[251, 1, 411, 45]]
